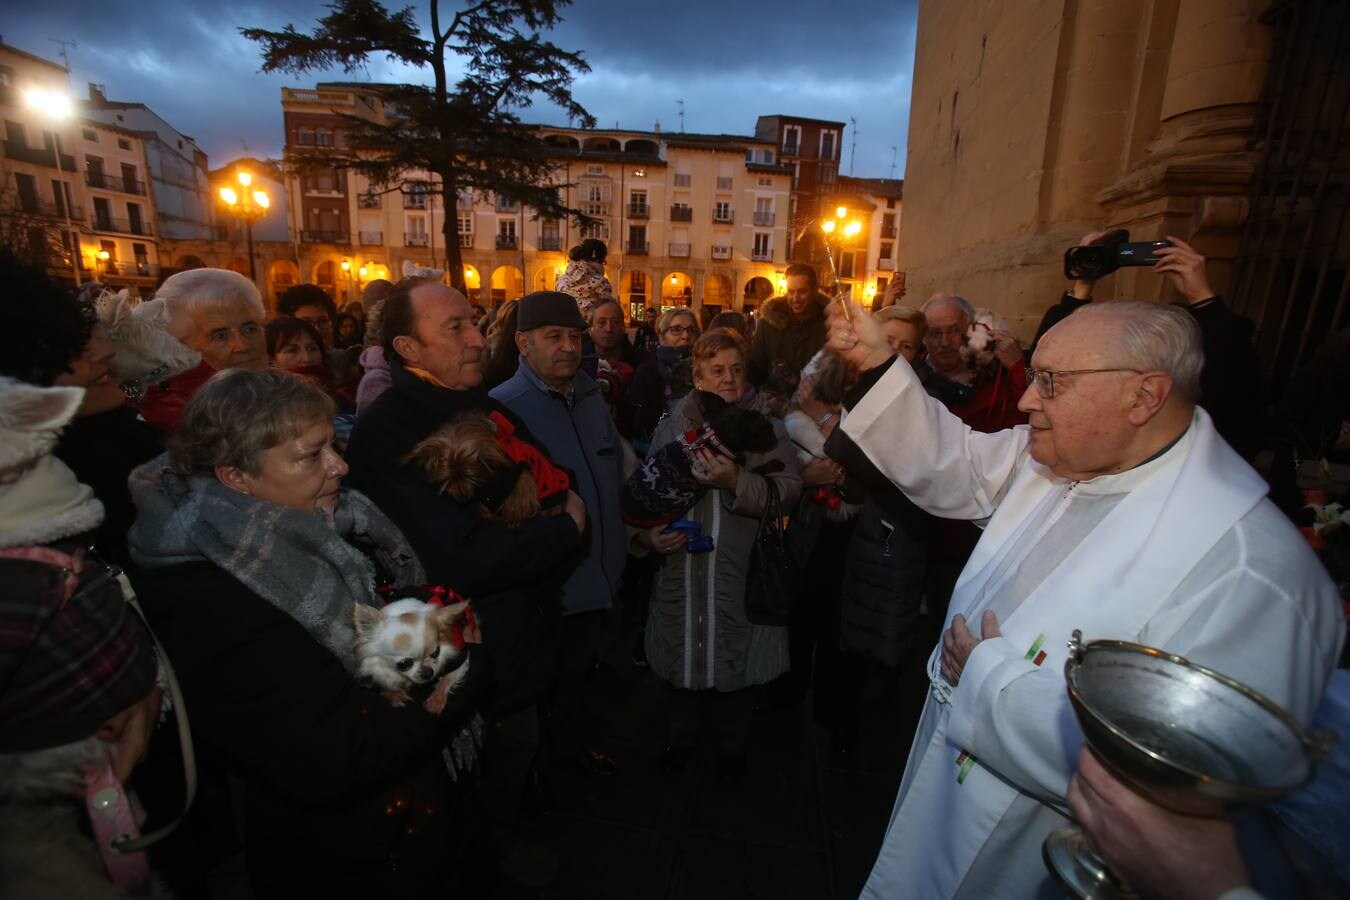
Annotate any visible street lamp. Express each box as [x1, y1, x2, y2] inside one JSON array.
[[218, 170, 270, 282], [819, 205, 863, 302], [22, 87, 80, 286]]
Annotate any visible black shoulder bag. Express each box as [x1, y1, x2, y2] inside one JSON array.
[[744, 476, 802, 626]]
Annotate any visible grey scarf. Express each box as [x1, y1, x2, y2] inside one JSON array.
[[126, 454, 424, 672]]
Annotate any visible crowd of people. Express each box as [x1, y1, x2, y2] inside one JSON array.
[[0, 228, 1344, 900]]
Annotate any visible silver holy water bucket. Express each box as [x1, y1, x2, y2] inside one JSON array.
[[1043, 630, 1336, 899]]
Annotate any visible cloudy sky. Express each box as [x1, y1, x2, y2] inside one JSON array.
[[3, 0, 917, 177]]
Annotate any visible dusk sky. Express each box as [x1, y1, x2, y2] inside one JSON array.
[[3, 0, 918, 177]]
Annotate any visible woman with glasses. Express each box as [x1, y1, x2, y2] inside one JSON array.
[[622, 307, 701, 452]]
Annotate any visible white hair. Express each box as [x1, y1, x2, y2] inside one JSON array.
[[155, 268, 265, 341], [1068, 301, 1203, 403], [921, 294, 976, 323]]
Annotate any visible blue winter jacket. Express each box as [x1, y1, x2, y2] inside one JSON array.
[[491, 361, 626, 615]]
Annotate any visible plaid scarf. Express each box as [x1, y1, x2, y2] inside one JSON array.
[[126, 454, 424, 671]]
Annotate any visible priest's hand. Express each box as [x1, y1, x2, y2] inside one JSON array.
[[1067, 746, 1251, 900], [940, 610, 1001, 685], [827, 299, 892, 371]]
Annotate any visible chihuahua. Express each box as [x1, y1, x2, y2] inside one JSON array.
[[351, 596, 473, 714]]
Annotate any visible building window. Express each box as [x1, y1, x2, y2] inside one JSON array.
[[880, 241, 894, 260], [82, 128, 97, 142], [584, 182, 608, 203], [674, 173, 691, 187], [458, 212, 473, 233], [752, 233, 771, 260], [498, 219, 516, 238], [760, 149, 774, 163], [580, 221, 609, 241], [117, 138, 131, 150], [316, 129, 333, 146], [714, 200, 732, 222], [586, 165, 604, 176], [716, 176, 733, 190], [540, 218, 560, 249], [297, 128, 314, 145], [630, 271, 647, 297], [820, 130, 837, 160], [133, 242, 149, 274], [627, 224, 646, 251], [757, 177, 772, 187], [783, 125, 800, 155], [629, 189, 648, 216]]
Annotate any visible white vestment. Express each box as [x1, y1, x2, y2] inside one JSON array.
[[843, 359, 1344, 900]]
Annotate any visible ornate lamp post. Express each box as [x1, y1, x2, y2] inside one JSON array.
[[819, 205, 863, 300], [22, 88, 81, 286], [218, 171, 270, 282]]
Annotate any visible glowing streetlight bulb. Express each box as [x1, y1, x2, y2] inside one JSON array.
[[23, 87, 73, 120], [844, 220, 863, 238], [836, 206, 848, 219], [237, 171, 253, 187], [820, 219, 836, 234], [253, 191, 270, 209], [358, 265, 369, 279], [97, 249, 111, 261], [341, 259, 351, 272], [219, 186, 238, 206], [670, 275, 677, 284]]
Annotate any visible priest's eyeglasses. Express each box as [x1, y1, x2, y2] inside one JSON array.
[[1025, 366, 1140, 399]]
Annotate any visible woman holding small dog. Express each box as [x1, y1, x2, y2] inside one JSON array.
[[127, 368, 487, 897], [637, 328, 801, 778]]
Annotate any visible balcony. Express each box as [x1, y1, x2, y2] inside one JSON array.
[[17, 199, 83, 220], [405, 232, 429, 247], [3, 140, 75, 171], [712, 208, 734, 224], [495, 233, 518, 250], [627, 203, 649, 219], [459, 233, 474, 248], [301, 230, 350, 244], [97, 260, 158, 279], [751, 250, 773, 262], [85, 170, 147, 196], [881, 225, 897, 239], [670, 205, 692, 222], [625, 241, 648, 256], [403, 195, 427, 209], [539, 234, 562, 251], [668, 243, 690, 258], [711, 245, 732, 260], [358, 193, 382, 209], [358, 230, 384, 245], [91, 215, 154, 237], [878, 258, 896, 271], [753, 211, 775, 226]]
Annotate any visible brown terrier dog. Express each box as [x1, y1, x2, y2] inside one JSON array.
[[404, 412, 545, 527]]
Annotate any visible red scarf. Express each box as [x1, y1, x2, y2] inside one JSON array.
[[487, 411, 572, 502]]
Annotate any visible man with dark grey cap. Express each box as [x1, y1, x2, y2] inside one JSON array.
[[492, 290, 626, 776]]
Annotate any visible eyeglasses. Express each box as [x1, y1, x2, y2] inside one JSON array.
[[664, 325, 699, 336], [1025, 366, 1140, 399]]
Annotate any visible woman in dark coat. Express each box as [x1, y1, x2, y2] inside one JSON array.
[[127, 368, 484, 898]]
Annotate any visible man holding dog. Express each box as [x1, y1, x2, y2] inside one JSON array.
[[345, 277, 586, 888], [491, 291, 627, 779], [826, 296, 1342, 898]]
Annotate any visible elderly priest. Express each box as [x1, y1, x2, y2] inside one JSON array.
[[826, 299, 1343, 899]]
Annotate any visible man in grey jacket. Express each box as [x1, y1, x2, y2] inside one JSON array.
[[491, 290, 627, 774]]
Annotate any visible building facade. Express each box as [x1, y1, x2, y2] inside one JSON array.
[[754, 114, 846, 265], [0, 42, 159, 292], [896, 0, 1350, 387], [281, 84, 795, 317]]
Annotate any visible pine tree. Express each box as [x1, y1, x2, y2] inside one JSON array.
[[243, 0, 595, 293]]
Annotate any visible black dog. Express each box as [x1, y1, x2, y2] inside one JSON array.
[[622, 391, 778, 527]]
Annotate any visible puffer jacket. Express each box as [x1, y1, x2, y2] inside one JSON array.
[[643, 391, 802, 692], [355, 345, 392, 416], [747, 293, 830, 386]]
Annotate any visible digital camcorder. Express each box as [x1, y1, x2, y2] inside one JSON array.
[[1064, 229, 1172, 281]]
